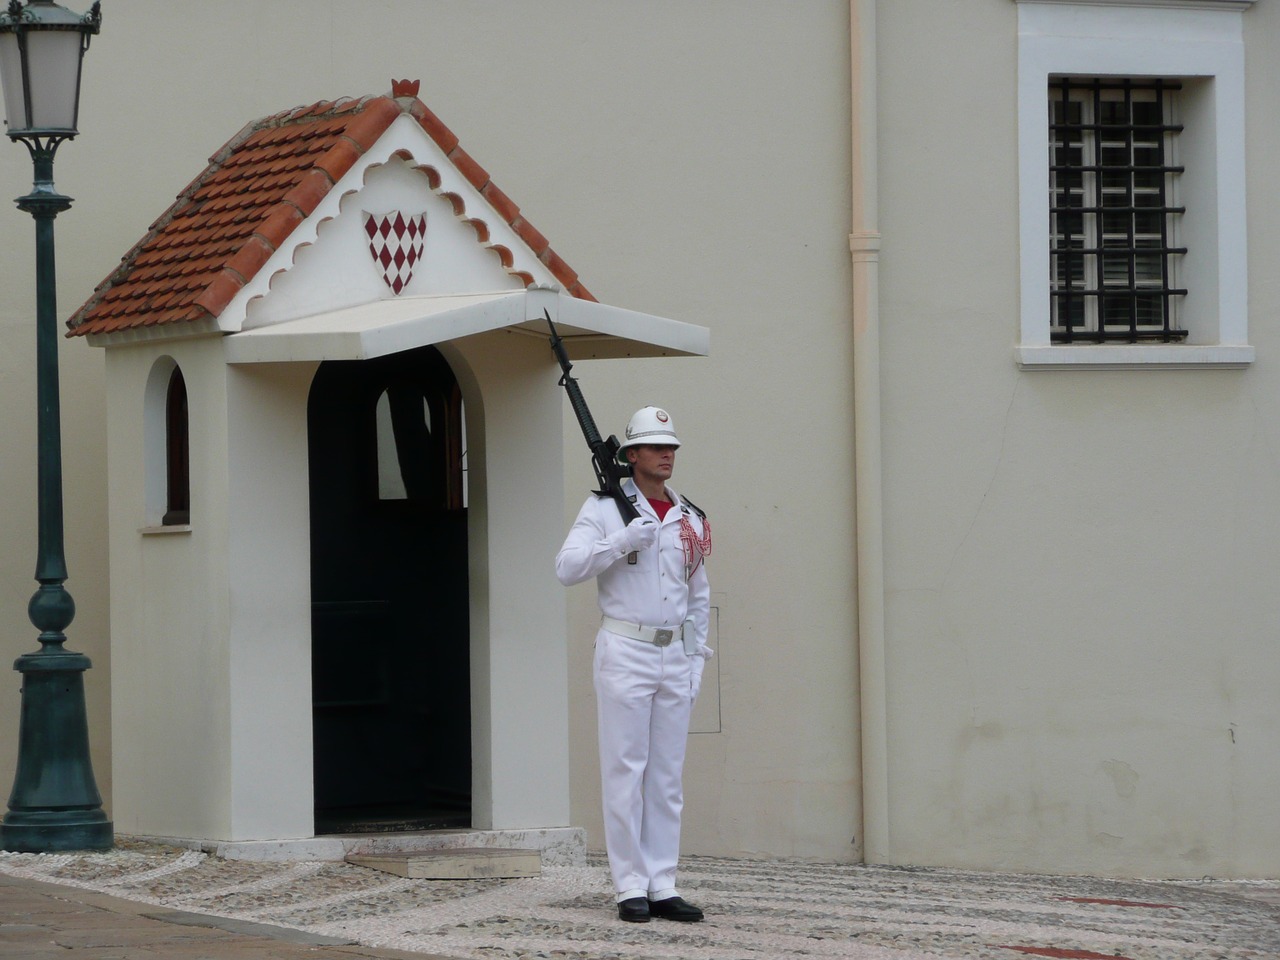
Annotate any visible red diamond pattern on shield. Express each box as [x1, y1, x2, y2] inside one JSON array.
[[363, 211, 426, 295]]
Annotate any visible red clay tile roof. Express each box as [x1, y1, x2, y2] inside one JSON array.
[[68, 80, 594, 338]]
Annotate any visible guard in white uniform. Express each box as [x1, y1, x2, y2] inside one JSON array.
[[555, 406, 712, 923]]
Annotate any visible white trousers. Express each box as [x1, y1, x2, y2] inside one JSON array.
[[593, 627, 696, 902]]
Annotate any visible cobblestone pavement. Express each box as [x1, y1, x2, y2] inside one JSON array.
[[1, 840, 1277, 959]]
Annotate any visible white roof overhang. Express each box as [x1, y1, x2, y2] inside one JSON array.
[[223, 288, 708, 364]]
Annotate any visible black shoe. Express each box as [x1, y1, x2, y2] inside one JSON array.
[[648, 896, 704, 922], [617, 897, 651, 922]]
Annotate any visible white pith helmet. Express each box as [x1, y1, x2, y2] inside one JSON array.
[[616, 406, 681, 461]]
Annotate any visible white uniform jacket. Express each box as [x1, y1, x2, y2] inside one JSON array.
[[555, 478, 712, 667]]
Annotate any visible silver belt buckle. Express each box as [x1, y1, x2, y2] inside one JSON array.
[[653, 628, 674, 647]]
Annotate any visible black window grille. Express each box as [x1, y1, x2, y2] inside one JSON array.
[[1049, 78, 1187, 343]]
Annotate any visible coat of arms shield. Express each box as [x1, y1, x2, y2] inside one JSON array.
[[363, 211, 426, 294]]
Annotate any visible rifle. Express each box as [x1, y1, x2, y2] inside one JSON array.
[[546, 312, 642, 560]]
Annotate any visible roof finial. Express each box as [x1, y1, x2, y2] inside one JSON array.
[[391, 78, 420, 99]]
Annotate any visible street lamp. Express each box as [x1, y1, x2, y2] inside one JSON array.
[[0, 0, 110, 852]]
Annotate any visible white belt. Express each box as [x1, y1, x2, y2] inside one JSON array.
[[601, 615, 684, 648]]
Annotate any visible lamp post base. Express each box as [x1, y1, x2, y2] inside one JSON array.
[[0, 811, 112, 852], [1, 649, 113, 853]]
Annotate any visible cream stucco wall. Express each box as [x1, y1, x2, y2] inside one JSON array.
[[552, 5, 860, 861], [104, 341, 234, 838], [104, 340, 318, 840], [224, 359, 317, 839], [445, 333, 572, 831], [873, 0, 1280, 877]]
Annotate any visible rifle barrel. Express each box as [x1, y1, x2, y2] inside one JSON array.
[[547, 315, 605, 449], [547, 312, 639, 527]]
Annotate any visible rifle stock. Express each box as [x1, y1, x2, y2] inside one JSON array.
[[546, 312, 640, 527]]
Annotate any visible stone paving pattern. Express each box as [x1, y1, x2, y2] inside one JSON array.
[[1, 840, 1277, 959]]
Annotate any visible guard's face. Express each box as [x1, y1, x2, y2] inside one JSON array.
[[628, 444, 677, 485]]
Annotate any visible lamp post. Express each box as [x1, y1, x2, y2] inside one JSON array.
[[0, 0, 110, 853]]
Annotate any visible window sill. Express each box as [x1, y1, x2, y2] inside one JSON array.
[[139, 524, 193, 536], [1016, 344, 1255, 370]]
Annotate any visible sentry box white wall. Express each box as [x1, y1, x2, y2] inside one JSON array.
[[85, 93, 707, 846]]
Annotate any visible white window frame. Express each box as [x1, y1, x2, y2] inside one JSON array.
[[1015, 0, 1255, 369]]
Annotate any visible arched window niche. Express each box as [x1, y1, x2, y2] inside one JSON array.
[[143, 357, 191, 529]]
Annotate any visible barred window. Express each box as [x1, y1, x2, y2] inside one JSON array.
[[1049, 78, 1186, 344]]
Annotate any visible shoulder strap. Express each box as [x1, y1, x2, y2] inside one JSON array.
[[594, 490, 639, 504], [680, 494, 707, 519]]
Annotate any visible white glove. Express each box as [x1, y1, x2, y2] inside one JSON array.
[[613, 517, 658, 555], [690, 657, 705, 701]]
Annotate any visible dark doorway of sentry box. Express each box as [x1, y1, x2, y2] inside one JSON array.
[[307, 343, 470, 833]]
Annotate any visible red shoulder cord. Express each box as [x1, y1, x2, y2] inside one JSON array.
[[679, 513, 712, 581]]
